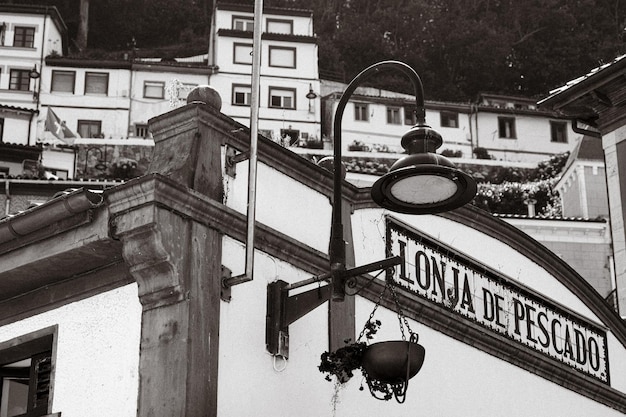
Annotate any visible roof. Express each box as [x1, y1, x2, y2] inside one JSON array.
[[538, 54, 626, 108], [216, 1, 313, 17], [0, 4, 68, 54], [0, 104, 38, 115]]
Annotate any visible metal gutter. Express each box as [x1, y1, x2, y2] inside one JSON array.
[[0, 188, 103, 244]]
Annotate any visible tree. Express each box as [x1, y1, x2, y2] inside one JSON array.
[[76, 0, 89, 50]]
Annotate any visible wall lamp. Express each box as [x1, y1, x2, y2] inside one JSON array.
[[267, 61, 477, 357]]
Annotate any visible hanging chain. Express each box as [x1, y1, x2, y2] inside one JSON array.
[[357, 285, 387, 342], [388, 282, 416, 341], [357, 268, 418, 343]]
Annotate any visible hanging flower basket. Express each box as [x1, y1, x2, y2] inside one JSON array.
[[361, 335, 425, 402], [319, 277, 425, 403], [361, 339, 425, 383]]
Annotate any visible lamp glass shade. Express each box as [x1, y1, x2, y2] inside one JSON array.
[[390, 174, 458, 205], [371, 161, 477, 214]]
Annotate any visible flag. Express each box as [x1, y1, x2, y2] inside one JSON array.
[[45, 108, 78, 145]]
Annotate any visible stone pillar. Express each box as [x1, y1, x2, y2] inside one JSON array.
[[109, 95, 227, 416], [113, 205, 222, 417]]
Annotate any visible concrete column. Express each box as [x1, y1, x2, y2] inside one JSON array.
[[603, 126, 626, 317]]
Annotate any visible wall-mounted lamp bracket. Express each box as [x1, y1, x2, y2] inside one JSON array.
[[266, 256, 402, 357], [224, 145, 250, 178], [220, 265, 233, 302]]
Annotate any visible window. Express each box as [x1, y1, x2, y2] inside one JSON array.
[[0, 329, 54, 417], [9, 69, 30, 91], [269, 87, 296, 109], [550, 121, 568, 143], [77, 120, 102, 138], [387, 107, 401, 124], [232, 84, 251, 106], [280, 128, 299, 146], [440, 111, 459, 128], [176, 83, 197, 100], [84, 72, 109, 95], [355, 103, 369, 121], [51, 70, 75, 93], [143, 81, 164, 99], [498, 117, 516, 139], [269, 46, 296, 68], [404, 106, 417, 125], [13, 26, 35, 48], [0, 23, 6, 46], [233, 43, 253, 65], [233, 16, 254, 31], [135, 124, 149, 138], [267, 19, 293, 34]]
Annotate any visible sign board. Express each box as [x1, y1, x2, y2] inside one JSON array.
[[386, 218, 609, 383]]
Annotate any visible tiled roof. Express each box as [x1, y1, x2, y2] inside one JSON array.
[[538, 54, 626, 106], [0, 104, 38, 114], [494, 213, 607, 222]]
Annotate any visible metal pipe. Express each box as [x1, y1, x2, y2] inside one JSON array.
[[224, 0, 263, 287]]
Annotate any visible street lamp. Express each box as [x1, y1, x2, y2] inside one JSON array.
[[329, 60, 476, 301], [266, 61, 476, 356]]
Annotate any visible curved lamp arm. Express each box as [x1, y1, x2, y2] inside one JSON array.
[[330, 61, 427, 300]]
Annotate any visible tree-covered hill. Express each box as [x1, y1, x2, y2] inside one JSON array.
[[3, 0, 625, 101]]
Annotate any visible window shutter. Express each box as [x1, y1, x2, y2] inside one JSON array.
[[29, 351, 52, 413]]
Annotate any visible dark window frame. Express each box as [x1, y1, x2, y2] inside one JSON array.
[[13, 26, 35, 48], [550, 121, 568, 143], [232, 84, 252, 106], [51, 70, 76, 93], [143, 81, 165, 99], [232, 15, 254, 31], [268, 87, 296, 110], [404, 106, 417, 125], [84, 72, 109, 95], [77, 119, 102, 138], [498, 116, 517, 139], [233, 42, 253, 65], [268, 46, 296, 69], [355, 103, 369, 122], [386, 106, 401, 125], [440, 111, 459, 128], [0, 327, 56, 417], [134, 123, 149, 138], [266, 18, 293, 34], [9, 69, 31, 91]]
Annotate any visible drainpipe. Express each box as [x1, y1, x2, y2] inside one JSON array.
[[4, 180, 10, 217], [207, 0, 217, 70], [223, 0, 263, 288]]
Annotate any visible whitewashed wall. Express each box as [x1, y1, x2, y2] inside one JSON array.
[[0, 284, 142, 417]]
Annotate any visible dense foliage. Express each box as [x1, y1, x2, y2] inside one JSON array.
[[5, 0, 626, 101], [307, 151, 569, 216]]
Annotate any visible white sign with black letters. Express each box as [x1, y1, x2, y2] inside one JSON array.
[[386, 218, 609, 383]]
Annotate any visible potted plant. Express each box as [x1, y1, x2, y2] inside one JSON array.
[[318, 319, 380, 383], [318, 281, 426, 403]]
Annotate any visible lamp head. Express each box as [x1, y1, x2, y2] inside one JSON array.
[[371, 124, 477, 214]]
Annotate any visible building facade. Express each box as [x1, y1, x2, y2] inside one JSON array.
[[0, 95, 625, 417], [320, 86, 579, 163], [539, 54, 626, 318]]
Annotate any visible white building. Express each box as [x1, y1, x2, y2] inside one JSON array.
[[208, 1, 321, 145], [0, 96, 625, 417], [0, 4, 72, 179], [320, 87, 580, 163]]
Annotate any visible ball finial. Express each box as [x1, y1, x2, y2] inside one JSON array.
[[187, 85, 222, 111]]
